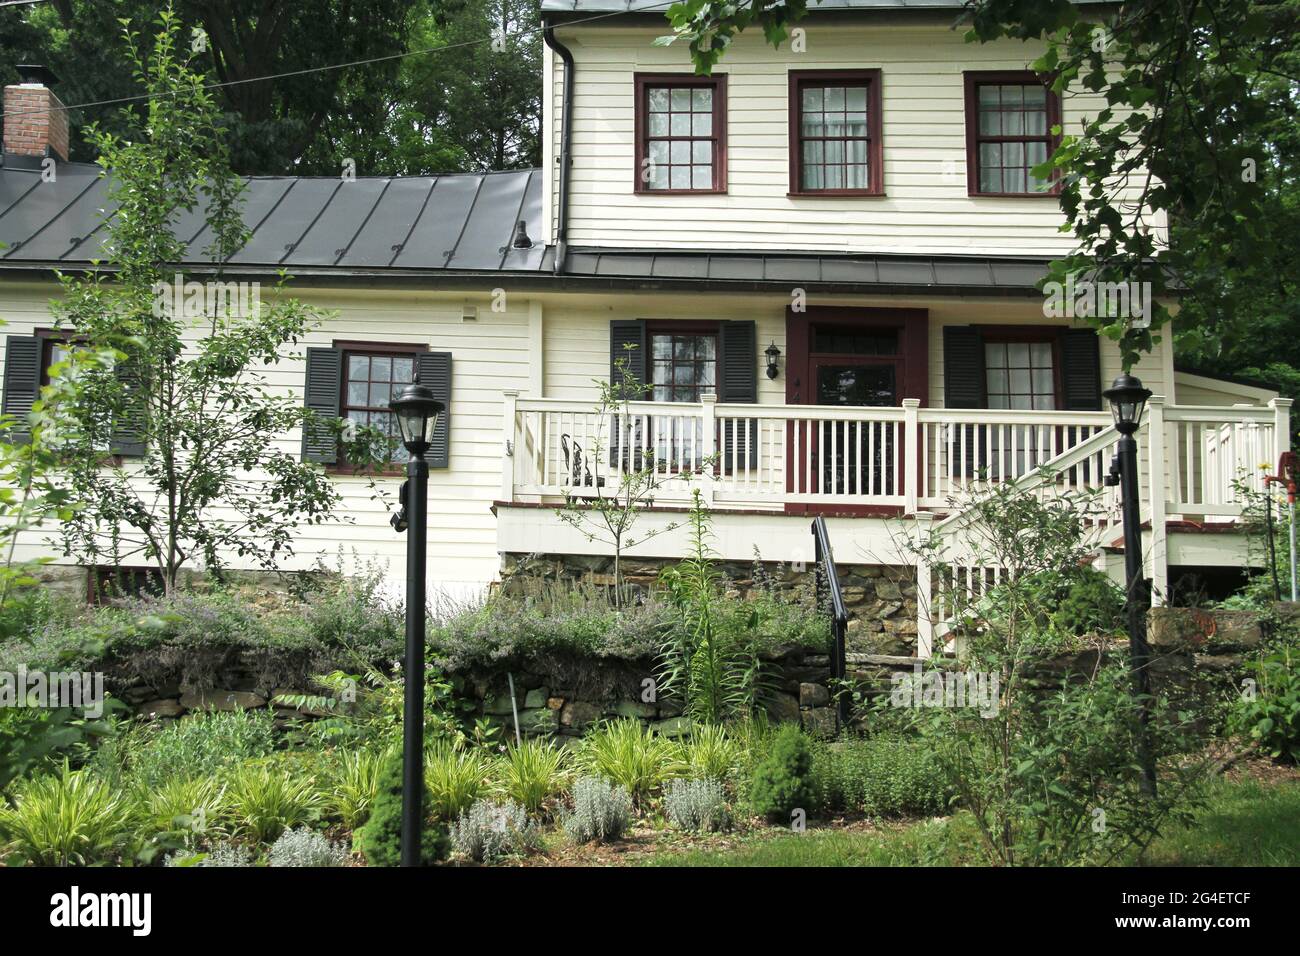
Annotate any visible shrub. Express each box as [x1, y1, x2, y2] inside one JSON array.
[[0, 762, 137, 865], [425, 743, 494, 820], [563, 776, 632, 844], [430, 583, 672, 673], [130, 709, 276, 789], [269, 827, 349, 867], [224, 763, 322, 843], [136, 776, 227, 844], [450, 798, 539, 863], [809, 735, 951, 817], [495, 739, 568, 816], [681, 723, 743, 783], [1230, 646, 1300, 762], [1049, 567, 1126, 638], [327, 749, 385, 830], [165, 840, 253, 867], [750, 724, 816, 823], [358, 752, 448, 867], [664, 778, 730, 832], [575, 718, 684, 806]]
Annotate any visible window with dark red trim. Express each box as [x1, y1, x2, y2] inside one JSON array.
[[789, 70, 883, 196], [337, 341, 427, 465], [964, 71, 1061, 196], [984, 335, 1061, 409], [634, 74, 727, 194], [650, 329, 718, 403]]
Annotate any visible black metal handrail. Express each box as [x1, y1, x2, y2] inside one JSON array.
[[812, 516, 849, 729]]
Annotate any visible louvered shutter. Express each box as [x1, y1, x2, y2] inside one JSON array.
[[110, 358, 146, 457], [943, 326, 987, 477], [1060, 329, 1103, 411], [302, 347, 342, 464], [609, 321, 647, 468], [417, 351, 452, 469], [718, 320, 758, 471], [1, 335, 41, 444]]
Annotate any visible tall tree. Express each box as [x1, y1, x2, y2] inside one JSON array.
[[52, 8, 373, 593]]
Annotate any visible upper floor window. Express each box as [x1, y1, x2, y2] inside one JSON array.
[[634, 74, 727, 194], [789, 70, 883, 196], [964, 71, 1061, 196]]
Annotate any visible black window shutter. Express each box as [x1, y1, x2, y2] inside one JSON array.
[[302, 347, 342, 464], [943, 326, 987, 475], [609, 320, 647, 396], [718, 320, 758, 470], [942, 326, 987, 409], [1, 335, 41, 444], [417, 351, 452, 469], [608, 320, 647, 469], [1060, 329, 1103, 411], [110, 358, 146, 457]]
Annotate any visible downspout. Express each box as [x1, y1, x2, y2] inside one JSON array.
[[543, 25, 574, 275]]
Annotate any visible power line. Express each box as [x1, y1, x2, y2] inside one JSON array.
[[0, 3, 677, 121]]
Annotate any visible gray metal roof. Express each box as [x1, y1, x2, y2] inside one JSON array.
[[561, 247, 1050, 292], [0, 162, 547, 273]]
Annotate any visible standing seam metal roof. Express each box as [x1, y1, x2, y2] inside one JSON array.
[[0, 162, 548, 273]]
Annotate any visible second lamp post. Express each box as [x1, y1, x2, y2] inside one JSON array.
[[1102, 373, 1158, 799], [389, 379, 444, 867]]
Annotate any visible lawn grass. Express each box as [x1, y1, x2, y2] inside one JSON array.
[[1137, 776, 1300, 867], [641, 776, 1300, 867]]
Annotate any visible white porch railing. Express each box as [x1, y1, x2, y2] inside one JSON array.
[[501, 391, 1293, 656]]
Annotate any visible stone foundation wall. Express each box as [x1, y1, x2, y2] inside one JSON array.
[[500, 552, 920, 656]]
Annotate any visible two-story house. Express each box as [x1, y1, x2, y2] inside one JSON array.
[[0, 1, 1287, 656]]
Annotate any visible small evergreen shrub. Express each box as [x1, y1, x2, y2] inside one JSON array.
[[809, 735, 951, 817], [449, 798, 538, 863], [664, 778, 730, 832], [269, 827, 349, 867], [750, 724, 815, 822], [563, 776, 632, 844], [358, 752, 449, 866]]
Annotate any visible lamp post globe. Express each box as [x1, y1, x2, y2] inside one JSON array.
[[1103, 373, 1152, 435], [388, 381, 443, 866]]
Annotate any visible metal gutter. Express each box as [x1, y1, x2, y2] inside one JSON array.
[[543, 24, 576, 276]]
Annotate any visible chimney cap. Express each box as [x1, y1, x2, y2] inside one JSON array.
[[15, 64, 58, 87]]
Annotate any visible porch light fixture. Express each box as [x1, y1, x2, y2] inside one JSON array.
[[1102, 373, 1152, 435], [765, 341, 781, 380], [1102, 372, 1157, 800], [388, 379, 444, 867]]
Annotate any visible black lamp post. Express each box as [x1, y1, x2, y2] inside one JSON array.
[[1102, 373, 1158, 799], [389, 380, 444, 866]]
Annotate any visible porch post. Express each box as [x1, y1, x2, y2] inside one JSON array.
[[699, 392, 717, 507], [500, 389, 519, 502], [1145, 395, 1168, 607], [1271, 397, 1293, 464], [903, 398, 921, 515], [914, 510, 935, 659]]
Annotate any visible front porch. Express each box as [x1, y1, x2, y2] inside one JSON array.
[[496, 391, 1293, 655]]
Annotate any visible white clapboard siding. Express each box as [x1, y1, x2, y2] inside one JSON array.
[[0, 282, 531, 594], [547, 23, 1167, 255]]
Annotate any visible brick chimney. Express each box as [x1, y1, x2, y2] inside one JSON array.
[[4, 64, 68, 163]]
